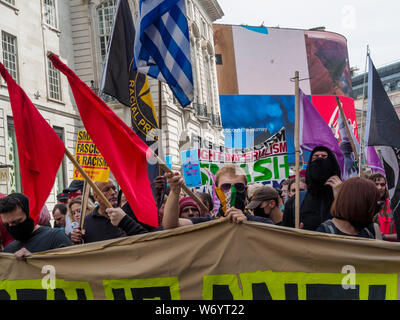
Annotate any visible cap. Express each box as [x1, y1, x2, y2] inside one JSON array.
[[179, 196, 201, 216], [63, 180, 84, 193], [57, 192, 69, 202], [246, 186, 278, 210]]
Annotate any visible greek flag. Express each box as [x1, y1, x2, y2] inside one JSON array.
[[133, 0, 193, 107]]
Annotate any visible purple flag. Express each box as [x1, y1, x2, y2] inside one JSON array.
[[366, 146, 385, 175], [299, 89, 344, 173]]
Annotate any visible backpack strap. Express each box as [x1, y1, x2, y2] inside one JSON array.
[[321, 220, 337, 234]]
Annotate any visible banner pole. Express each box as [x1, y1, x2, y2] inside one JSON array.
[[335, 96, 360, 164], [79, 180, 91, 230], [359, 45, 369, 176], [294, 71, 300, 229], [158, 80, 163, 176], [64, 147, 112, 209]]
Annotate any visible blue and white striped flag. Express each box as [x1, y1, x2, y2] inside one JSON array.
[[133, 0, 193, 107]]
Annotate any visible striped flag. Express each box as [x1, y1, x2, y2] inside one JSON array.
[[133, 0, 193, 107]]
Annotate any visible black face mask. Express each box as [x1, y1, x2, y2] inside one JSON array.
[[308, 157, 335, 184], [254, 207, 268, 218], [5, 217, 34, 242]]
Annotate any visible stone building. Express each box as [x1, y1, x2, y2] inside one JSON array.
[[0, 0, 224, 211]]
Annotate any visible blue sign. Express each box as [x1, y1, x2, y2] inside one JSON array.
[[181, 150, 202, 188]]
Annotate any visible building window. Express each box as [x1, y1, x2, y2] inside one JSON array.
[[190, 41, 199, 103], [97, 0, 116, 62], [1, 31, 18, 82], [48, 60, 61, 101], [43, 0, 57, 28], [7, 117, 22, 194], [2, 0, 15, 5], [204, 57, 214, 112], [53, 127, 66, 194]]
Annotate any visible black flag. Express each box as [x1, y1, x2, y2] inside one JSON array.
[[364, 56, 400, 240], [100, 0, 160, 202]]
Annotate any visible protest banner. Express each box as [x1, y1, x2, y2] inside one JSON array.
[[192, 128, 289, 189], [73, 130, 110, 182], [1, 220, 400, 300]]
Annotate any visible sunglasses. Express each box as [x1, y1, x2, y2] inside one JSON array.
[[220, 183, 246, 193]]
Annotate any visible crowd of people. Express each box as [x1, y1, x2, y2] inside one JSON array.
[[0, 145, 397, 259]]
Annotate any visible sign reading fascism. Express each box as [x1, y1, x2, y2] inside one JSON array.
[[73, 130, 110, 182], [192, 128, 289, 188], [1, 220, 400, 300]]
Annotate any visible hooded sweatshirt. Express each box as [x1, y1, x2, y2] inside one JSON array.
[[282, 146, 341, 231]]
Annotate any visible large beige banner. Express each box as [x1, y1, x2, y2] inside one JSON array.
[[1, 220, 400, 300]]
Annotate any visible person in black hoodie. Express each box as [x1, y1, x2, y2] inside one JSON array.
[[282, 146, 342, 231]]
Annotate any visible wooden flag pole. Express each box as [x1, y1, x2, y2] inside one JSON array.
[[158, 80, 163, 176], [64, 148, 113, 209], [335, 96, 360, 161], [79, 180, 91, 230], [294, 71, 301, 229]]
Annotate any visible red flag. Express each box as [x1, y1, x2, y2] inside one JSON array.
[[48, 54, 158, 227], [0, 63, 65, 224]]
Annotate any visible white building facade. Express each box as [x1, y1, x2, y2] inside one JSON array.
[[0, 0, 224, 209]]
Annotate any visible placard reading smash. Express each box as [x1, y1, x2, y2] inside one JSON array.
[[73, 130, 110, 182], [194, 128, 289, 188]]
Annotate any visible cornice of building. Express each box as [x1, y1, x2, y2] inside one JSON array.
[[197, 0, 224, 22]]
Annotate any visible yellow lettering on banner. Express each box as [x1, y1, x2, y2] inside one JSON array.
[[103, 277, 181, 300], [202, 271, 398, 300], [0, 279, 93, 300]]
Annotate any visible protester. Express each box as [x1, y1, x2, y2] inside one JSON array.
[[65, 196, 95, 235], [280, 179, 290, 203], [316, 177, 383, 239], [274, 188, 285, 212], [56, 192, 69, 204], [38, 205, 52, 227], [246, 186, 283, 224], [194, 192, 213, 217], [0, 193, 13, 251], [179, 196, 201, 219], [70, 180, 153, 244], [287, 177, 307, 198], [52, 203, 67, 230], [162, 164, 275, 229], [63, 180, 84, 200], [368, 173, 397, 241], [0, 193, 72, 258], [282, 146, 342, 231]]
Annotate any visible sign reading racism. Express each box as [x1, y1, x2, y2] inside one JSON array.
[[192, 128, 289, 188], [73, 130, 110, 182], [1, 220, 400, 300]]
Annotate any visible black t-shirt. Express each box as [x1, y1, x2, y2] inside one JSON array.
[[3, 226, 72, 253], [316, 220, 376, 239]]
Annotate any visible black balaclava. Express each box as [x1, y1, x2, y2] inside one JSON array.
[[305, 146, 341, 192], [4, 193, 34, 243]]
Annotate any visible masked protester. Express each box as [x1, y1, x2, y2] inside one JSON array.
[[246, 186, 283, 225], [316, 177, 382, 239], [282, 146, 342, 231], [0, 193, 72, 258]]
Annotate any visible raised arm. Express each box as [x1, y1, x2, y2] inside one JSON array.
[[162, 172, 193, 229]]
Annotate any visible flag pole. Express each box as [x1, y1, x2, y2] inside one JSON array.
[[64, 148, 113, 209], [79, 180, 91, 230], [359, 45, 370, 176], [294, 71, 300, 229], [335, 96, 360, 162], [158, 80, 163, 176]]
